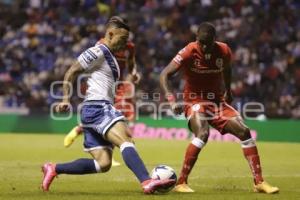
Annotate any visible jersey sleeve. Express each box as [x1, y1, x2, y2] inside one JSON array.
[[77, 46, 104, 70], [172, 45, 191, 68]]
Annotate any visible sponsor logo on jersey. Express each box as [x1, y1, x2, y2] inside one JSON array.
[[194, 59, 208, 69], [190, 67, 223, 74], [82, 48, 98, 64], [205, 54, 211, 60], [216, 58, 223, 68], [191, 57, 224, 74]]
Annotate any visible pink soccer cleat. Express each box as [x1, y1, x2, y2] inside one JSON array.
[[41, 163, 57, 191], [142, 178, 176, 194]]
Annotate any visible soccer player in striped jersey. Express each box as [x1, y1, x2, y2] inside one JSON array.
[[64, 31, 140, 167], [41, 16, 175, 194]]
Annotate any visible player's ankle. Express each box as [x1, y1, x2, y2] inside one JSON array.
[[255, 178, 264, 185], [141, 179, 152, 185], [76, 126, 83, 134], [52, 163, 57, 174], [176, 178, 187, 185]]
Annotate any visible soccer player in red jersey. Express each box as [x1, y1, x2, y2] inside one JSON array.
[[160, 22, 279, 194], [63, 39, 140, 167], [113, 41, 139, 123]]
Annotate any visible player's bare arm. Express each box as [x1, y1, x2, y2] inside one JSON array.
[[56, 61, 84, 112], [223, 63, 233, 104], [127, 51, 141, 84], [160, 61, 183, 115]]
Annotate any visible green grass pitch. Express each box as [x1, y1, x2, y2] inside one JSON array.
[[0, 133, 300, 200]]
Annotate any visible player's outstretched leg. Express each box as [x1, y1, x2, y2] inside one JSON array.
[[41, 158, 102, 191], [106, 121, 176, 194], [224, 118, 279, 194], [174, 137, 205, 193], [174, 113, 209, 193], [64, 125, 83, 147], [64, 125, 121, 167], [242, 138, 279, 194]]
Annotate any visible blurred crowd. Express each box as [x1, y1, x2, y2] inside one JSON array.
[[0, 0, 299, 118]]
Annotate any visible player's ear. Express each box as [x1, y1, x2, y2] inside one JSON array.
[[108, 31, 114, 40]]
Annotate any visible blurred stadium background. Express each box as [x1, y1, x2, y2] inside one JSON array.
[[0, 0, 300, 200]]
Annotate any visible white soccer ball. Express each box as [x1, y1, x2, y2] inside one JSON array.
[[150, 165, 177, 193]]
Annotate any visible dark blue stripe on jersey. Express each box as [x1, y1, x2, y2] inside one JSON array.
[[82, 53, 90, 64], [99, 45, 119, 81], [87, 49, 97, 59]]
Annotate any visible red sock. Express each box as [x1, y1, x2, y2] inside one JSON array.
[[177, 139, 204, 185], [242, 140, 264, 184]]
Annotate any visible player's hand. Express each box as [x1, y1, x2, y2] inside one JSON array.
[[225, 90, 233, 104], [170, 102, 184, 115], [55, 101, 70, 113], [166, 93, 183, 115]]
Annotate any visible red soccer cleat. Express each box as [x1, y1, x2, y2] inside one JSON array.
[[142, 178, 176, 194], [41, 163, 57, 191]]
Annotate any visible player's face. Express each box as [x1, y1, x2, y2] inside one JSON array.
[[197, 32, 215, 53], [110, 28, 129, 52]]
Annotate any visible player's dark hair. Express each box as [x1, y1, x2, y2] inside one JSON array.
[[106, 16, 130, 31], [197, 22, 216, 44]]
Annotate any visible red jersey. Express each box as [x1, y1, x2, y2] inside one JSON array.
[[114, 42, 135, 80], [172, 41, 232, 103]]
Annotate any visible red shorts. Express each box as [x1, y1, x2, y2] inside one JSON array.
[[185, 101, 239, 134], [114, 83, 135, 121]]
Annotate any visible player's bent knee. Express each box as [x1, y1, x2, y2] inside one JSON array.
[[100, 164, 111, 172], [243, 127, 251, 138], [235, 127, 251, 141], [200, 133, 209, 143], [191, 120, 209, 142], [195, 129, 209, 143], [95, 159, 112, 172], [106, 122, 134, 147]]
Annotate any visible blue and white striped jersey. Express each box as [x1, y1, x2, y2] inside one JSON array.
[[77, 44, 120, 103]]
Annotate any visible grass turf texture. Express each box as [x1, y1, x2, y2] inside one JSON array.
[[0, 133, 299, 200]]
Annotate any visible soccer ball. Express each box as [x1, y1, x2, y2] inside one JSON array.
[[150, 165, 177, 193]]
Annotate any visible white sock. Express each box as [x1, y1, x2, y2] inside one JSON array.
[[191, 137, 206, 148], [93, 160, 101, 173], [241, 138, 256, 148], [120, 142, 135, 152]]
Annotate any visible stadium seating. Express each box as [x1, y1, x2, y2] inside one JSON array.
[[0, 0, 299, 118]]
